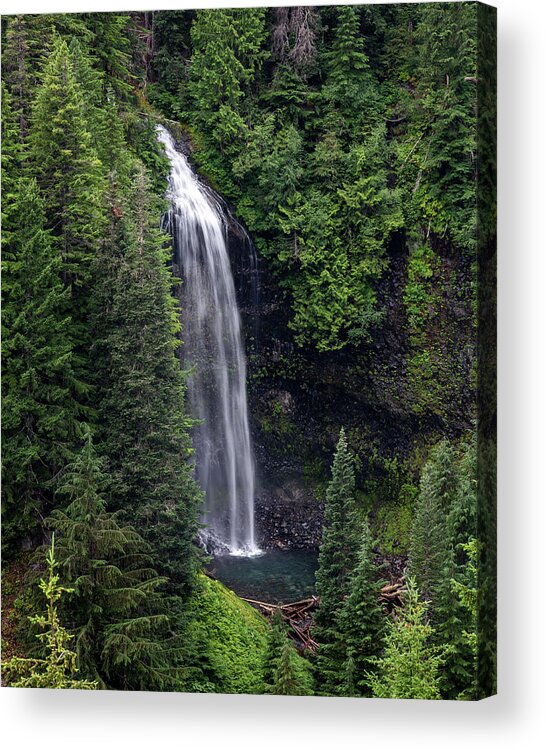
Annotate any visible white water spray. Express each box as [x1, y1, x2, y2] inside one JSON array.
[[157, 125, 259, 556]]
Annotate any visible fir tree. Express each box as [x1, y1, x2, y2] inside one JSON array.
[[369, 577, 443, 700], [450, 538, 478, 700], [47, 431, 183, 691], [314, 428, 359, 695], [272, 639, 313, 697], [262, 607, 288, 690], [409, 439, 477, 698], [94, 162, 201, 597], [435, 440, 478, 699], [2, 537, 97, 689], [30, 37, 105, 297], [408, 440, 457, 610], [1, 176, 83, 553], [338, 521, 385, 697]]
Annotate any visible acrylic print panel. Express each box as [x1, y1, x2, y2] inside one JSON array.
[[1, 3, 496, 699]]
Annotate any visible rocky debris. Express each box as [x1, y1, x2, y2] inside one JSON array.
[[255, 481, 324, 550]]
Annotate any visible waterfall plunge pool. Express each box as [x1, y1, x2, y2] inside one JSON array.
[[208, 549, 319, 604]]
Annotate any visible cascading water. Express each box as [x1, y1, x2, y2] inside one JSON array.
[[157, 125, 259, 556]]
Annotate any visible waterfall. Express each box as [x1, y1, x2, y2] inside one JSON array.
[[157, 125, 259, 556]]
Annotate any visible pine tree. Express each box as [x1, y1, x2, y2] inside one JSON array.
[[2, 537, 97, 689], [1, 175, 83, 554], [338, 521, 385, 697], [369, 577, 443, 700], [94, 162, 201, 597], [314, 428, 360, 695], [47, 431, 184, 690]]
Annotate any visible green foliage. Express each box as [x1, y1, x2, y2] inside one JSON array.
[[450, 538, 478, 700], [373, 482, 418, 556], [1, 175, 83, 553], [177, 5, 403, 352], [338, 522, 385, 696], [409, 437, 479, 699], [314, 428, 360, 694], [47, 431, 184, 691], [262, 607, 288, 689], [272, 639, 313, 697], [408, 440, 457, 608], [183, 576, 269, 694], [2, 538, 97, 689], [369, 577, 443, 700], [93, 161, 201, 597], [30, 37, 106, 295], [263, 608, 313, 696]]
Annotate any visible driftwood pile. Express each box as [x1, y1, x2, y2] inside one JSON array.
[[379, 579, 405, 612], [242, 579, 405, 651], [241, 596, 319, 652]]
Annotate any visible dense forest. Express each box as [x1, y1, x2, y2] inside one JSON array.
[[1, 4, 496, 699]]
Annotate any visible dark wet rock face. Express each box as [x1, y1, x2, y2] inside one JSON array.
[[226, 223, 475, 552], [255, 480, 324, 551]]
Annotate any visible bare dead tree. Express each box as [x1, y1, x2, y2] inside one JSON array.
[[271, 6, 318, 72], [288, 6, 318, 68]]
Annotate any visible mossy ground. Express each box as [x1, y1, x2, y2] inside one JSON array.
[[185, 575, 268, 694]]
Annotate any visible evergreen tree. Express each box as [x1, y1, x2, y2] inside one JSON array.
[[408, 440, 457, 610], [262, 608, 313, 696], [48, 431, 184, 691], [1, 176, 83, 553], [409, 438, 478, 698], [30, 37, 105, 298], [2, 537, 97, 690], [435, 439, 478, 699], [450, 538, 478, 700], [80, 12, 133, 99], [369, 577, 443, 700], [262, 607, 287, 690], [189, 8, 267, 146], [338, 522, 385, 697], [94, 162, 201, 596], [272, 639, 313, 697], [314, 428, 359, 695]]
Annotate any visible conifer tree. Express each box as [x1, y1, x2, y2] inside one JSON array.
[[338, 522, 385, 697], [262, 607, 288, 690], [1, 176, 83, 553], [80, 12, 133, 99], [314, 428, 359, 695], [435, 440, 478, 699], [272, 639, 313, 697], [408, 440, 457, 610], [321, 5, 380, 130], [30, 37, 105, 298], [451, 538, 478, 700], [409, 439, 477, 698], [48, 431, 183, 690], [2, 538, 97, 690], [94, 162, 201, 596], [369, 578, 443, 700]]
